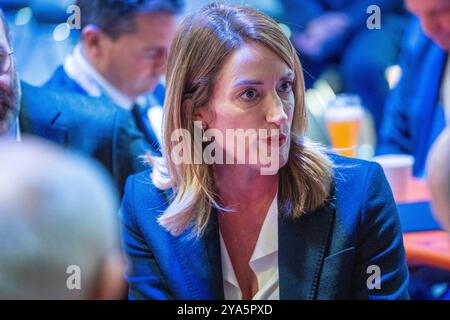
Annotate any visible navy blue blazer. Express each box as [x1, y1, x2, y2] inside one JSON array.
[[20, 82, 149, 194], [44, 65, 163, 155], [377, 18, 448, 177], [120, 155, 410, 299]]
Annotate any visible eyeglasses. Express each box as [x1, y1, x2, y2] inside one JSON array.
[[0, 49, 14, 75]]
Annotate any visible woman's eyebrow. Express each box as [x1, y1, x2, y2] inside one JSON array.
[[232, 71, 295, 88], [281, 71, 295, 79], [232, 79, 264, 88]]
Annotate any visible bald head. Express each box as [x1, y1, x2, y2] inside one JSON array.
[[0, 137, 125, 299], [427, 127, 450, 231]]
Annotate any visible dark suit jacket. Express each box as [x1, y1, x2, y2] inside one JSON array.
[[377, 18, 448, 177], [20, 82, 149, 194], [45, 65, 163, 155], [119, 155, 410, 300]]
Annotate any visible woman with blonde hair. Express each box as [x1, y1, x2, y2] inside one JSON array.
[[120, 3, 409, 300]]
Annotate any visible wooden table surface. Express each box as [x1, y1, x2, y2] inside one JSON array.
[[403, 231, 450, 270]]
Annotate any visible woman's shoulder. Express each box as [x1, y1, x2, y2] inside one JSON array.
[[328, 154, 391, 205], [120, 170, 178, 271], [329, 154, 385, 182], [121, 169, 172, 219]]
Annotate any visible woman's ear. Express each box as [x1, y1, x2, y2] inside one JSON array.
[[183, 99, 209, 127]]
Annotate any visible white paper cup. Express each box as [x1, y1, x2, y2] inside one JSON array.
[[372, 154, 414, 203]]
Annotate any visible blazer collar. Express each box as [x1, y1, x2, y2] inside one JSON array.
[[278, 193, 336, 299], [170, 186, 336, 300], [170, 210, 225, 299]]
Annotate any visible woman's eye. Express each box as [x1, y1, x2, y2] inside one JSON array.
[[240, 89, 259, 102], [279, 81, 293, 93]]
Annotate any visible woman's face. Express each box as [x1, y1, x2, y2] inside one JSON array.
[[198, 41, 295, 174]]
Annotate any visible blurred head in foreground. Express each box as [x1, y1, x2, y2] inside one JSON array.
[[0, 137, 125, 299], [427, 127, 450, 231]]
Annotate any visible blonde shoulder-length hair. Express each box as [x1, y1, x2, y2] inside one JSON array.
[[149, 2, 334, 237]]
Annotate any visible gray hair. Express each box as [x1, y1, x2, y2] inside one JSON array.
[[76, 0, 185, 40], [0, 138, 120, 299]]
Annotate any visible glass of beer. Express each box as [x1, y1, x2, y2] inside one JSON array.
[[325, 94, 364, 158]]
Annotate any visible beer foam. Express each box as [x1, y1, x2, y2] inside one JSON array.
[[324, 106, 364, 122]]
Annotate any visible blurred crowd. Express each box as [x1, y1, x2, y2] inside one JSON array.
[[0, 0, 449, 299]]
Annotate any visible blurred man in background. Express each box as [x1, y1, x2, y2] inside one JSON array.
[[0, 138, 125, 299], [377, 0, 449, 177], [378, 0, 450, 300], [45, 0, 185, 154], [0, 8, 149, 194], [0, 7, 19, 137], [427, 127, 450, 232]]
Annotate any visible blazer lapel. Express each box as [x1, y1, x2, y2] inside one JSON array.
[[170, 210, 224, 299], [169, 186, 336, 300], [279, 192, 336, 300]]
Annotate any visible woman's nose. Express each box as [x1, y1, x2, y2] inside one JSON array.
[[266, 95, 288, 126]]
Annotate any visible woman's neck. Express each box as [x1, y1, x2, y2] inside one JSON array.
[[213, 164, 278, 211], [214, 165, 279, 300]]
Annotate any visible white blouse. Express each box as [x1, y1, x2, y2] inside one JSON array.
[[219, 193, 279, 300]]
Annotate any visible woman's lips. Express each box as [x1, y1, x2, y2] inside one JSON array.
[[265, 134, 287, 147]]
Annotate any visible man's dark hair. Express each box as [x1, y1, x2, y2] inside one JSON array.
[[76, 0, 185, 40], [0, 8, 12, 47]]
